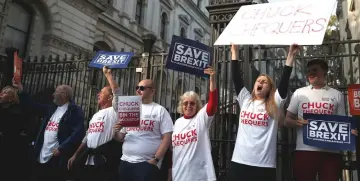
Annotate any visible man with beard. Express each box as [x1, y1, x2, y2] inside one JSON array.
[[13, 81, 85, 181]]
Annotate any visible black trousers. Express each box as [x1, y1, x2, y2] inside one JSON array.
[[228, 161, 276, 181], [33, 156, 67, 181], [118, 161, 159, 181]]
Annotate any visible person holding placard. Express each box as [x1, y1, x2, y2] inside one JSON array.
[[103, 66, 173, 181], [67, 85, 120, 181], [171, 67, 218, 181], [229, 44, 299, 181], [285, 59, 358, 181]]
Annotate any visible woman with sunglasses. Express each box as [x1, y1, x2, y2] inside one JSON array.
[[171, 67, 218, 181], [228, 44, 299, 181]]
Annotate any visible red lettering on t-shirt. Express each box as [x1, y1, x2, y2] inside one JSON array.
[[172, 129, 198, 147], [88, 121, 105, 133], [45, 121, 59, 132], [240, 111, 269, 127], [125, 119, 156, 132], [301, 102, 334, 115]]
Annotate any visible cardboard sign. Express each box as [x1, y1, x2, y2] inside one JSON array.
[[89, 51, 134, 69], [117, 96, 141, 127], [348, 84, 360, 115], [303, 113, 356, 151], [166, 35, 212, 77], [13, 51, 22, 83], [214, 0, 336, 45]]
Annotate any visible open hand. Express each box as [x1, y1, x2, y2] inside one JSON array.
[[204, 67, 216, 76], [67, 155, 77, 170]]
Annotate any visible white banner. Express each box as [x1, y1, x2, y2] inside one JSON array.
[[214, 0, 336, 45]]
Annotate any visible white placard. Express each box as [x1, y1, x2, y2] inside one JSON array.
[[117, 96, 141, 127], [214, 0, 336, 45]]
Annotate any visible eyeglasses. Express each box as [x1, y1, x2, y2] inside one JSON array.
[[136, 86, 152, 91], [183, 101, 196, 107]]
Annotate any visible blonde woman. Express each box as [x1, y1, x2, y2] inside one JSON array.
[[228, 44, 299, 181], [171, 67, 218, 181]]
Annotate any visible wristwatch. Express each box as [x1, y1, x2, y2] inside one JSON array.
[[153, 156, 160, 163]]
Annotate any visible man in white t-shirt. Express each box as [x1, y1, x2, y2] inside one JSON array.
[[285, 59, 358, 181], [67, 85, 119, 181], [103, 66, 173, 181], [15, 82, 85, 181]]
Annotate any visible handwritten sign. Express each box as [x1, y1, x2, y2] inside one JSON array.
[[214, 0, 336, 45], [117, 96, 141, 127], [348, 84, 360, 115], [13, 51, 22, 83], [303, 114, 356, 151], [89, 51, 134, 69], [166, 35, 212, 77]]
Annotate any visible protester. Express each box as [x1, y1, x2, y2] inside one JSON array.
[[284, 58, 358, 181], [103, 66, 173, 181], [13, 81, 85, 181], [67, 85, 119, 181], [228, 44, 299, 181], [171, 67, 218, 181], [0, 86, 28, 181]]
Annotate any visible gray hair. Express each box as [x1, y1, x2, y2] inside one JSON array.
[[58, 85, 74, 101], [177, 91, 203, 114]]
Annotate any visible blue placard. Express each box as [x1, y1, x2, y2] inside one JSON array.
[[303, 113, 357, 151], [166, 35, 213, 77], [89, 51, 134, 69]]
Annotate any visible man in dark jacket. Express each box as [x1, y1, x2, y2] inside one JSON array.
[[14, 82, 85, 181]]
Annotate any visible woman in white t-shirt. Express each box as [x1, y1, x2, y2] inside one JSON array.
[[228, 44, 299, 181], [171, 67, 218, 181]]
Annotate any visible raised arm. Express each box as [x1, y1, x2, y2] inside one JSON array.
[[103, 66, 121, 111], [204, 67, 218, 116], [277, 44, 299, 99], [231, 44, 244, 95]]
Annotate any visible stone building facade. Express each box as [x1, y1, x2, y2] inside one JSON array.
[[0, 0, 211, 58]]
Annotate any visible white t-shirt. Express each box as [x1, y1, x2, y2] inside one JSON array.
[[39, 103, 69, 163], [84, 107, 118, 165], [232, 88, 285, 168], [172, 104, 216, 181], [120, 102, 173, 168], [287, 85, 345, 152]]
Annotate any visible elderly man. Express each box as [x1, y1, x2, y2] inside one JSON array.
[[67, 85, 120, 181], [103, 66, 173, 181], [14, 81, 85, 181]]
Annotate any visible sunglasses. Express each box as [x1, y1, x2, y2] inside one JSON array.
[[136, 86, 152, 91], [183, 101, 196, 107]]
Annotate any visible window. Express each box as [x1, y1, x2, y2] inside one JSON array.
[[160, 13, 167, 40], [135, 0, 143, 24], [3, 3, 32, 57], [197, 0, 202, 8], [180, 28, 186, 38], [93, 41, 112, 52]]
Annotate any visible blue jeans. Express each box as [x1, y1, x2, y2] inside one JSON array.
[[118, 160, 159, 181]]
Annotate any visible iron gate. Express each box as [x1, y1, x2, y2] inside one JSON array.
[[0, 40, 360, 181]]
